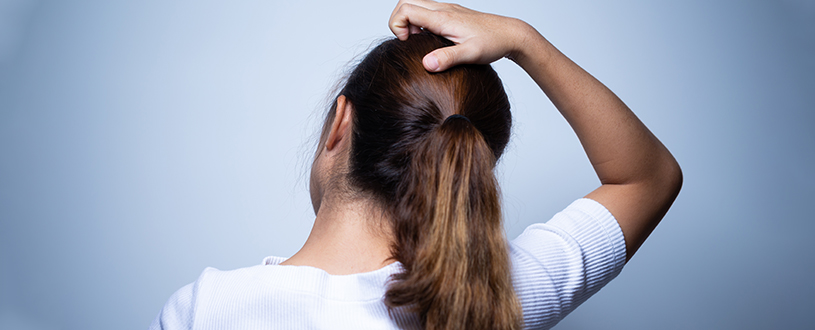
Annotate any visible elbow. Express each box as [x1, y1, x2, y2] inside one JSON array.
[[661, 153, 683, 204], [673, 161, 683, 195]]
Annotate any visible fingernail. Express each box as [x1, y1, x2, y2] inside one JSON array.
[[424, 54, 439, 71]]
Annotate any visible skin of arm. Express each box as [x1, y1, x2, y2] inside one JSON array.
[[390, 0, 683, 261]]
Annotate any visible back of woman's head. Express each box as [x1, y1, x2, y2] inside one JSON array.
[[320, 31, 521, 330]]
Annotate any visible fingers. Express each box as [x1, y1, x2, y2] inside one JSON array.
[[424, 44, 476, 72], [389, 1, 445, 40], [423, 52, 440, 71], [389, 0, 519, 72], [389, 0, 442, 27]]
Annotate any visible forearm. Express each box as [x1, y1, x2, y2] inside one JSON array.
[[511, 25, 673, 186], [511, 23, 682, 259]]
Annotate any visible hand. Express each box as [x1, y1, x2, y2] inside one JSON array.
[[388, 0, 533, 72]]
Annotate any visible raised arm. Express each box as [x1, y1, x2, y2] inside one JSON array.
[[389, 0, 682, 261]]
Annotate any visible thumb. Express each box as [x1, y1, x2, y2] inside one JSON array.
[[423, 45, 465, 72]]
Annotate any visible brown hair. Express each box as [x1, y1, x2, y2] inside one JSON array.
[[319, 32, 521, 330]]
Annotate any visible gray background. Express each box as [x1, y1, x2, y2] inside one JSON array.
[[1, 0, 813, 329]]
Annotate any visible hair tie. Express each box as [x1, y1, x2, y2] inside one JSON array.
[[445, 114, 471, 123]]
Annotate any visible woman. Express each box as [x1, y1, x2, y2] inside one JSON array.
[[151, 1, 682, 329]]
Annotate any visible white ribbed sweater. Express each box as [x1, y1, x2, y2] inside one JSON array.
[[151, 198, 626, 330]]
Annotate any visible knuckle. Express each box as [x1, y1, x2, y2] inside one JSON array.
[[440, 49, 455, 63], [402, 3, 420, 15]]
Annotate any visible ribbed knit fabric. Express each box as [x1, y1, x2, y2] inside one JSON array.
[[150, 198, 626, 330]]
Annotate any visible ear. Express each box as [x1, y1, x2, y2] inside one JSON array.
[[325, 95, 354, 151]]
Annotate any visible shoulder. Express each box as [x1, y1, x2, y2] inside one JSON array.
[[149, 260, 279, 330], [511, 198, 626, 266], [515, 198, 626, 253], [509, 198, 627, 328], [150, 282, 195, 330]]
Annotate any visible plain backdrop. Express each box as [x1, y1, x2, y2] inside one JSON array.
[[1, 0, 813, 329]]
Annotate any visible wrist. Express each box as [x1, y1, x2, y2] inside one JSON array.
[[506, 21, 552, 70]]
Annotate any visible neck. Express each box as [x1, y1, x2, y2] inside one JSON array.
[[281, 195, 395, 275]]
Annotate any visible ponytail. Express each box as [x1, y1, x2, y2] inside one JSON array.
[[385, 116, 522, 330], [332, 31, 518, 329]]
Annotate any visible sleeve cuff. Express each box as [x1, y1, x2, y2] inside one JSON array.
[[546, 198, 627, 289]]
